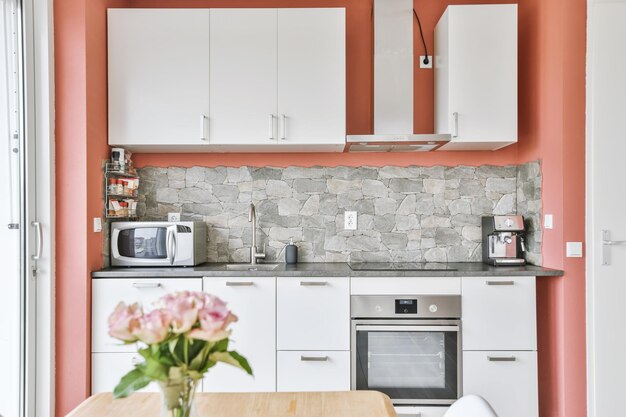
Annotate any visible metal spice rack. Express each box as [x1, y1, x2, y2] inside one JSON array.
[[104, 162, 139, 219]]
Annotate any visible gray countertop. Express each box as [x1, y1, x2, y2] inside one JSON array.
[[91, 262, 563, 278]]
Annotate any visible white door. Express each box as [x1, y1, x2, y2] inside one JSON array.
[[277, 8, 346, 146], [587, 2, 626, 416], [201, 277, 276, 392], [108, 9, 211, 147], [209, 9, 278, 146]]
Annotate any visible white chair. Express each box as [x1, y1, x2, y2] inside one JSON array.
[[443, 395, 499, 417]]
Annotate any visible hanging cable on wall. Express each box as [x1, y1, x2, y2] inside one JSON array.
[[413, 8, 430, 66]]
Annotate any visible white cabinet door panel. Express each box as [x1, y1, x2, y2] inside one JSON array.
[[463, 351, 538, 417], [209, 9, 278, 145], [108, 9, 211, 146], [92, 278, 202, 353], [277, 351, 350, 392], [277, 8, 346, 145], [277, 277, 349, 351], [461, 276, 536, 351], [436, 5, 517, 150], [91, 353, 160, 394], [201, 277, 276, 392]]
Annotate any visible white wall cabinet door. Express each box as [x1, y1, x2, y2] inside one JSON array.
[[461, 276, 536, 351], [463, 351, 538, 417], [209, 9, 278, 146], [108, 9, 211, 147], [277, 277, 350, 351], [435, 5, 517, 150], [277, 351, 350, 392], [91, 353, 161, 394], [201, 277, 276, 392], [277, 8, 346, 148], [92, 278, 202, 353]]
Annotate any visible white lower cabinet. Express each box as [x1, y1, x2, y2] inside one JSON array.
[[277, 277, 350, 351], [277, 351, 350, 392], [394, 406, 448, 417], [201, 277, 276, 392], [91, 353, 161, 394], [463, 351, 538, 417]]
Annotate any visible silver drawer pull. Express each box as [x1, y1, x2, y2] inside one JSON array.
[[488, 356, 517, 362], [300, 281, 328, 286], [132, 282, 162, 289], [485, 280, 515, 286], [300, 355, 329, 362], [226, 281, 255, 287]]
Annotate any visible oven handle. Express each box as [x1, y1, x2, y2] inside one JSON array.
[[355, 325, 460, 332]]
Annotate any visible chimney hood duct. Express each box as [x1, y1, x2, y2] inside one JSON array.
[[346, 0, 450, 152]]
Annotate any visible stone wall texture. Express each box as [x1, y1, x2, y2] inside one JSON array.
[[125, 162, 542, 265]]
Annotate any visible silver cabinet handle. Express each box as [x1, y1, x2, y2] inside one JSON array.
[[452, 112, 459, 138], [300, 355, 328, 362], [280, 114, 286, 140], [488, 356, 517, 362], [268, 114, 275, 140], [200, 114, 207, 141], [602, 229, 626, 265], [486, 280, 515, 286], [31, 221, 42, 260], [300, 281, 328, 286], [132, 282, 162, 289], [226, 281, 255, 287]]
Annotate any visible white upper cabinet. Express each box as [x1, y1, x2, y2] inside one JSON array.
[[277, 8, 346, 149], [209, 9, 278, 147], [435, 5, 518, 150], [107, 8, 345, 152], [108, 9, 211, 149]]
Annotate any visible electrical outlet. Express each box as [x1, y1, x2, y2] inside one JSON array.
[[344, 211, 357, 230], [168, 212, 181, 222], [420, 55, 433, 69], [93, 217, 102, 233]]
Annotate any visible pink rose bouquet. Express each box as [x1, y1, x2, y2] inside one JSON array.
[[107, 291, 252, 417]]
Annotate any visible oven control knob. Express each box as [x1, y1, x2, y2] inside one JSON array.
[[429, 304, 438, 313]]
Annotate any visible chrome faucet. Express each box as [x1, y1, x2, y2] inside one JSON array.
[[248, 203, 266, 265]]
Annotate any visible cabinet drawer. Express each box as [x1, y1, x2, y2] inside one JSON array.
[[92, 278, 202, 353], [277, 351, 350, 392], [351, 277, 461, 295], [461, 276, 536, 350], [202, 277, 276, 392], [463, 351, 538, 417], [277, 277, 349, 350], [395, 406, 448, 417], [91, 353, 160, 394]]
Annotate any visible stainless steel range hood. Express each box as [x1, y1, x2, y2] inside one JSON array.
[[346, 0, 450, 152]]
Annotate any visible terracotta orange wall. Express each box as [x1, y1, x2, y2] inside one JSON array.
[[54, 0, 588, 416]]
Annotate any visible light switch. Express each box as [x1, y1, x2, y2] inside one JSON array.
[[544, 214, 553, 230], [93, 217, 102, 233], [566, 242, 583, 258]]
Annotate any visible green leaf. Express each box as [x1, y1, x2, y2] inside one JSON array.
[[213, 338, 229, 352], [140, 356, 169, 381], [113, 368, 152, 399], [211, 351, 253, 376]]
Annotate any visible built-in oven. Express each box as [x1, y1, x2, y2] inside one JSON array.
[[351, 295, 462, 406]]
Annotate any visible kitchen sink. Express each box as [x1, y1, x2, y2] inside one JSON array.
[[225, 263, 279, 271]]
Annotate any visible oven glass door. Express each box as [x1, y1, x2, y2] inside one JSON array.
[[118, 227, 169, 259], [354, 324, 459, 404]]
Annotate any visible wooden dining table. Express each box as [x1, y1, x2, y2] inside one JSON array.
[[66, 391, 398, 417]]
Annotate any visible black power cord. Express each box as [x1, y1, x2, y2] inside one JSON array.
[[413, 9, 430, 66]]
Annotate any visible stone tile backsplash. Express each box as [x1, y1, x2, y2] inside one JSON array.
[[128, 162, 542, 265]]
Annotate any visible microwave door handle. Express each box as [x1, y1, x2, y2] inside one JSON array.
[[166, 228, 176, 265]]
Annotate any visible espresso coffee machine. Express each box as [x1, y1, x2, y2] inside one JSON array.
[[482, 215, 526, 266]]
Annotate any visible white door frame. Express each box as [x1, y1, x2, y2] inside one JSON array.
[[21, 0, 55, 415]]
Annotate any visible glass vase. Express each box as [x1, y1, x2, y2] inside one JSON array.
[[159, 376, 199, 417]]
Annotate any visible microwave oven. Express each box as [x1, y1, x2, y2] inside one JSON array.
[[110, 221, 207, 267]]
